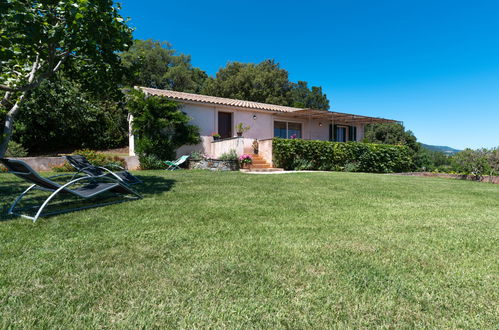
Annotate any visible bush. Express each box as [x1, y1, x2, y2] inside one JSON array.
[[272, 138, 414, 173], [14, 77, 128, 154], [5, 141, 28, 157], [52, 149, 126, 172], [138, 154, 167, 170], [452, 148, 490, 180], [219, 149, 238, 161], [126, 89, 200, 164]]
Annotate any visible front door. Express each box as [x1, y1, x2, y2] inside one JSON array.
[[218, 112, 232, 139]]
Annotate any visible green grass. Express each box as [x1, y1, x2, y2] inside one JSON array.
[[0, 171, 498, 328]]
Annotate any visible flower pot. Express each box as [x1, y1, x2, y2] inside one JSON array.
[[213, 136, 220, 141], [237, 132, 242, 137]]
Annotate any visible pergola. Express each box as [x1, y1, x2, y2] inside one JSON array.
[[274, 109, 399, 125]]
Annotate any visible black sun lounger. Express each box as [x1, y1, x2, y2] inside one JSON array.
[[1, 158, 142, 222], [64, 154, 142, 185]]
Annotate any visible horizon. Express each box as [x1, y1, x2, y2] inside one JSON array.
[[121, 0, 499, 150]]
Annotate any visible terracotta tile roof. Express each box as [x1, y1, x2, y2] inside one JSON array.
[[138, 87, 302, 113], [137, 86, 398, 123]]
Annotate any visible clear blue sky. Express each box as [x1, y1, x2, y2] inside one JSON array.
[[121, 0, 499, 149]]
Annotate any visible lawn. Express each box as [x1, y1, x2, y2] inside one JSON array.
[[0, 170, 498, 328]]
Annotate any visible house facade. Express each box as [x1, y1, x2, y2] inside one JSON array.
[[130, 87, 397, 165]]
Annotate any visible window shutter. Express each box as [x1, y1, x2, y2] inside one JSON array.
[[333, 124, 338, 141]]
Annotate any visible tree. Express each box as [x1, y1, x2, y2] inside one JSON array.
[[288, 81, 330, 110], [201, 59, 330, 110], [13, 75, 128, 153], [363, 123, 419, 153], [452, 148, 490, 180], [126, 89, 200, 162], [486, 147, 499, 176], [120, 39, 207, 92], [0, 0, 133, 157]]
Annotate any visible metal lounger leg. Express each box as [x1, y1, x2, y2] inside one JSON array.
[[8, 184, 37, 215]]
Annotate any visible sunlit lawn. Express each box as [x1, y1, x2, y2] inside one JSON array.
[[0, 170, 498, 328]]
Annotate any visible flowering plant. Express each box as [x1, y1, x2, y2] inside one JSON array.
[[290, 134, 297, 139], [239, 154, 253, 164], [211, 132, 221, 138]]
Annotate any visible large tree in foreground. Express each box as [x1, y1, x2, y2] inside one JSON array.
[[0, 0, 133, 157]]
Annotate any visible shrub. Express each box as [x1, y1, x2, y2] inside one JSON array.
[[452, 148, 490, 180], [272, 138, 414, 173], [126, 89, 200, 165], [138, 154, 167, 170], [51, 149, 126, 172], [219, 149, 238, 161], [5, 141, 28, 157]]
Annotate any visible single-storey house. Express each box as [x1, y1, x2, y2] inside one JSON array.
[[129, 87, 398, 168]]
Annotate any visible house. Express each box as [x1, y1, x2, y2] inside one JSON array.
[[129, 87, 398, 167]]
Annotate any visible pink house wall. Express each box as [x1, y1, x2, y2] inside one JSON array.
[[160, 102, 364, 158]]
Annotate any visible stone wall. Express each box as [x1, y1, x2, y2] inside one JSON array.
[[188, 159, 238, 171]]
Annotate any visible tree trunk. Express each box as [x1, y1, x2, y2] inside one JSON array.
[[0, 93, 26, 158]]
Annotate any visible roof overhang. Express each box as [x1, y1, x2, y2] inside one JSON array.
[[274, 109, 399, 124]]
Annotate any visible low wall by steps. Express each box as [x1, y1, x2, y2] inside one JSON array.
[[5, 156, 140, 172]]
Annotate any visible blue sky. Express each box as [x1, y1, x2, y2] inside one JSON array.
[[121, 0, 499, 149]]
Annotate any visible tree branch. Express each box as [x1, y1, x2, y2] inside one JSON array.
[[0, 51, 70, 93]]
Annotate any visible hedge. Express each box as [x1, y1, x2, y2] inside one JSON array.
[[272, 138, 415, 173]]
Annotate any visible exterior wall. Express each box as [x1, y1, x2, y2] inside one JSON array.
[[258, 139, 273, 166], [211, 137, 246, 158], [129, 101, 367, 159]]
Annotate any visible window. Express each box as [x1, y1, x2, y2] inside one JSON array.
[[274, 121, 302, 139], [274, 121, 287, 138], [336, 126, 347, 142], [288, 123, 302, 139]]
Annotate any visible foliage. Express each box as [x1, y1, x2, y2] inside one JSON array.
[[288, 81, 329, 110], [219, 149, 238, 161], [201, 60, 330, 110], [120, 39, 207, 92], [452, 148, 491, 180], [189, 151, 204, 161], [52, 149, 125, 172], [5, 140, 27, 157], [235, 123, 250, 134], [363, 123, 419, 153], [0, 0, 133, 157], [239, 154, 253, 165], [486, 147, 499, 176], [126, 89, 200, 162], [138, 154, 167, 170], [413, 147, 452, 172], [12, 76, 127, 154], [273, 138, 414, 173]]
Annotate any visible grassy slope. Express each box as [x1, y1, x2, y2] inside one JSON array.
[[0, 171, 498, 328]]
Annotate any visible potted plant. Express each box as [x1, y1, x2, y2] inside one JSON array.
[[212, 132, 221, 140], [239, 154, 253, 169], [235, 123, 250, 137], [252, 139, 259, 154]]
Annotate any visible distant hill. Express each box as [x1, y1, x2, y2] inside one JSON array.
[[421, 143, 461, 155]]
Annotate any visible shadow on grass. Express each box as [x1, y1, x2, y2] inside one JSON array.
[[0, 174, 175, 222]]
